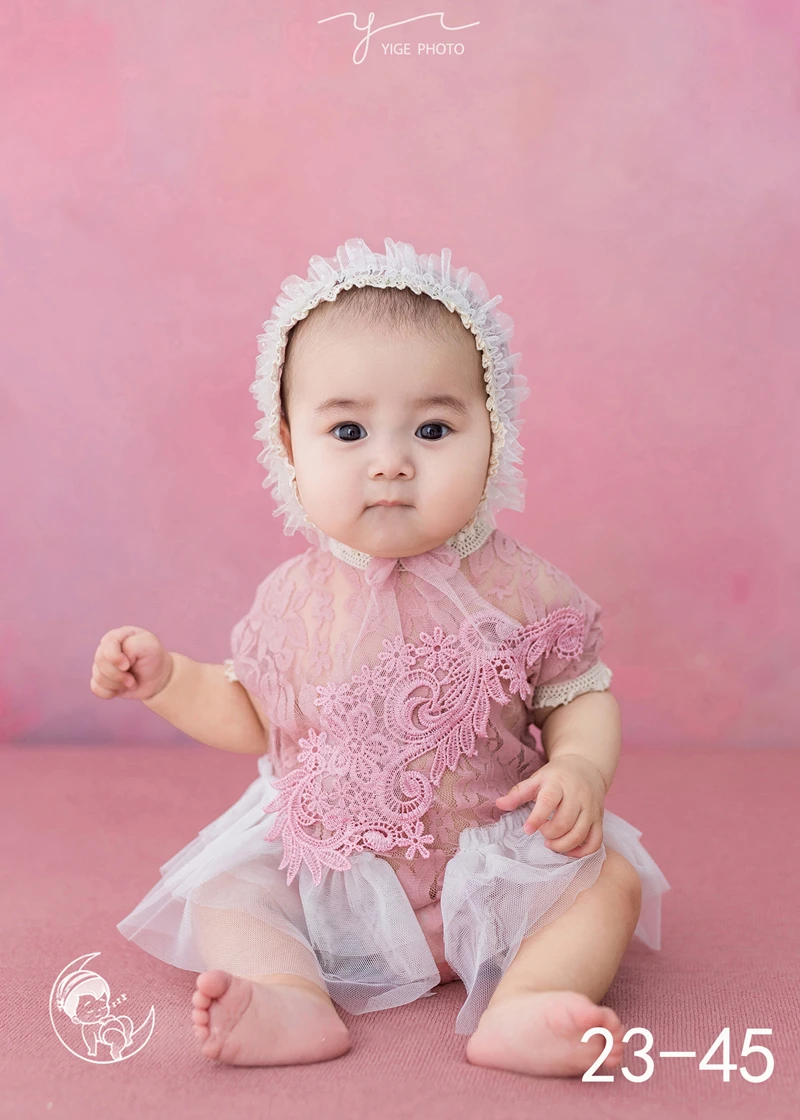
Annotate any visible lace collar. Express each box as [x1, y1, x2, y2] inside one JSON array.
[[326, 516, 493, 570]]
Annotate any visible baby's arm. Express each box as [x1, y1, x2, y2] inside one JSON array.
[[534, 690, 621, 794], [144, 652, 269, 756]]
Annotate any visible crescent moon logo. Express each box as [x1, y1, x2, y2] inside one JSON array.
[[49, 952, 156, 1064]]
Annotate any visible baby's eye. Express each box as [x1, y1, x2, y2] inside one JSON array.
[[416, 421, 448, 439], [332, 422, 367, 442]]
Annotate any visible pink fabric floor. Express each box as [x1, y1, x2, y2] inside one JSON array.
[[3, 743, 798, 1119]]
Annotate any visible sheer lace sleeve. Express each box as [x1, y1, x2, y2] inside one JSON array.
[[515, 547, 613, 713], [226, 573, 275, 699]]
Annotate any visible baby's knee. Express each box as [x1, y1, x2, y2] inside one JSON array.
[[602, 847, 643, 911]]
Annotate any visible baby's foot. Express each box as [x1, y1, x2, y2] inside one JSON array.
[[465, 989, 626, 1078], [191, 969, 351, 1066]]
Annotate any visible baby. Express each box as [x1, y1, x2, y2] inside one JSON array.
[[91, 238, 669, 1078]]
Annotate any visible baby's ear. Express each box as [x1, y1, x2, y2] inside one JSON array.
[[279, 412, 294, 466]]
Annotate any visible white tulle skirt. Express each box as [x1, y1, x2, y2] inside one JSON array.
[[117, 755, 671, 1035]]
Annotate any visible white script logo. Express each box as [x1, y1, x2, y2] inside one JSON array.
[[318, 10, 480, 65]]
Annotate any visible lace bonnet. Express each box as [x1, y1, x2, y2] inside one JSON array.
[[249, 236, 530, 561]]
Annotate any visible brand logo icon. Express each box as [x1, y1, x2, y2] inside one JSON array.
[[49, 952, 156, 1063], [318, 9, 480, 65]]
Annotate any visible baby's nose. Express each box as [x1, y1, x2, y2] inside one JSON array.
[[368, 444, 414, 479]]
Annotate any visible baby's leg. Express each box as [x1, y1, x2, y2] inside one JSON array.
[[188, 883, 350, 1066], [465, 846, 642, 1079]]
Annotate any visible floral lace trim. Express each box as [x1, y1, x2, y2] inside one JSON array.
[[260, 606, 587, 886], [531, 660, 613, 709], [224, 627, 609, 694]]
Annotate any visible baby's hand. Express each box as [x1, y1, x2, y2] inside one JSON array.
[[495, 754, 606, 858], [90, 627, 173, 702]]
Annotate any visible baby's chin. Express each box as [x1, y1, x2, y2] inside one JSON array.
[[321, 511, 453, 558]]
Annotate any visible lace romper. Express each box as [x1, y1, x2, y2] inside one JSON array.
[[117, 527, 671, 1036]]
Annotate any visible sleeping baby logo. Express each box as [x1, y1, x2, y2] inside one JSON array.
[[49, 952, 155, 1063]]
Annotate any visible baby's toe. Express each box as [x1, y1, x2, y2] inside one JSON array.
[[599, 1010, 627, 1068], [565, 994, 609, 1033], [599, 1005, 623, 1036], [196, 969, 233, 1000]]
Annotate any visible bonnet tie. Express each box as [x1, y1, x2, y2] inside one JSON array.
[[364, 542, 461, 589]]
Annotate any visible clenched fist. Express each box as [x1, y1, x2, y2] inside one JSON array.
[[90, 626, 174, 702]]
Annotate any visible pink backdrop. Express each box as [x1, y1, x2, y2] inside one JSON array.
[[1, 0, 798, 748]]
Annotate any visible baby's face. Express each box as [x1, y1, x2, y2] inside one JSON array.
[[279, 319, 492, 557]]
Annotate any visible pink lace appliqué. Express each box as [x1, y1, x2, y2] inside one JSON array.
[[261, 607, 585, 885]]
